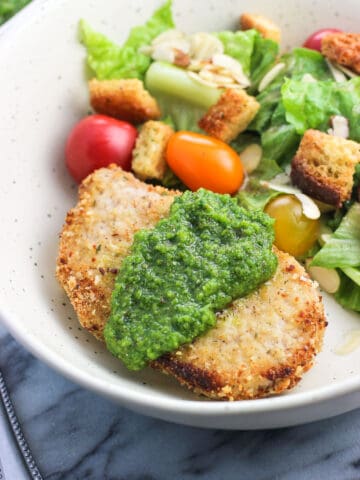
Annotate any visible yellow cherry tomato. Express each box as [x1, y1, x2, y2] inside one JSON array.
[[265, 194, 319, 257], [166, 131, 244, 194]]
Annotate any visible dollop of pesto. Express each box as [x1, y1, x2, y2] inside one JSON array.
[[104, 189, 277, 370]]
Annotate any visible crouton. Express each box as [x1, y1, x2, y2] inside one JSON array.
[[240, 13, 281, 43], [291, 129, 360, 207], [321, 33, 360, 74], [198, 89, 260, 143], [132, 121, 174, 180], [89, 78, 161, 124]]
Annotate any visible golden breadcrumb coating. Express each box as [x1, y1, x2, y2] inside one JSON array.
[[57, 166, 326, 399], [56, 165, 178, 339], [153, 249, 326, 400]]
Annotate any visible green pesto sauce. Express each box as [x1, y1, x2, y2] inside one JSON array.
[[104, 189, 277, 370]]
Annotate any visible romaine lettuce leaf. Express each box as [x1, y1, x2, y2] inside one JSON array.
[[237, 182, 280, 211], [282, 77, 360, 141], [335, 272, 360, 312], [261, 124, 300, 166], [342, 267, 360, 287], [216, 30, 257, 76], [231, 133, 283, 180], [79, 0, 174, 80], [216, 29, 278, 83], [250, 48, 332, 134], [250, 35, 279, 90], [312, 203, 360, 268]]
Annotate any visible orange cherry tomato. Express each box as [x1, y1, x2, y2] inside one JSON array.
[[166, 131, 244, 194]]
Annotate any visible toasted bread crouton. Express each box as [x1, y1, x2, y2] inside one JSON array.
[[321, 33, 360, 74], [132, 121, 174, 180], [198, 89, 260, 143], [291, 129, 360, 207], [89, 79, 161, 124], [240, 13, 281, 43]]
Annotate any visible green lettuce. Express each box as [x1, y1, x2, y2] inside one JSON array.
[[234, 133, 283, 211], [335, 272, 360, 312], [282, 77, 360, 141], [237, 181, 280, 211], [248, 48, 334, 168], [79, 0, 174, 80], [231, 133, 283, 180], [216, 29, 278, 82], [261, 123, 300, 166], [0, 0, 30, 25], [250, 48, 332, 134], [312, 203, 360, 268], [250, 34, 279, 90], [342, 267, 360, 287], [216, 30, 258, 76]]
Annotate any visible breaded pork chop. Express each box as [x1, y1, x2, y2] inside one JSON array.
[[56, 165, 326, 399], [154, 249, 325, 400], [56, 165, 178, 339]]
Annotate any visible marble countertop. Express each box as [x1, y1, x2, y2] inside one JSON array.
[[1, 324, 360, 480]]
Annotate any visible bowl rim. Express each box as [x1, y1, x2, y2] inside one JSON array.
[[1, 0, 360, 420], [2, 302, 360, 417]]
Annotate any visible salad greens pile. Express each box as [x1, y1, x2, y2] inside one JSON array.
[[80, 1, 174, 81], [0, 0, 31, 25], [80, 0, 278, 132], [80, 1, 360, 313]]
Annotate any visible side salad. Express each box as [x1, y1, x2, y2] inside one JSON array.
[[66, 0, 360, 314]]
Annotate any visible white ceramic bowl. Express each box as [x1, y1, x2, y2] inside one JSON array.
[[1, 0, 360, 430]]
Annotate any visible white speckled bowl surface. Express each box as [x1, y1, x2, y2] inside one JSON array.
[[0, 0, 360, 429]]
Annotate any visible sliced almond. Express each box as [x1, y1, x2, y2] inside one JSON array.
[[326, 59, 347, 83], [272, 171, 291, 185], [240, 144, 262, 174], [152, 29, 190, 52], [212, 54, 250, 87], [199, 70, 234, 84], [189, 32, 224, 61], [335, 63, 358, 78], [327, 115, 350, 139], [258, 62, 285, 92], [151, 44, 176, 64], [305, 259, 340, 294], [302, 73, 317, 83], [260, 181, 321, 219], [187, 71, 219, 88]]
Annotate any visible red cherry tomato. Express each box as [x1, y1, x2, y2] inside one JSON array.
[[166, 131, 244, 194], [65, 114, 138, 183], [303, 28, 342, 51]]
